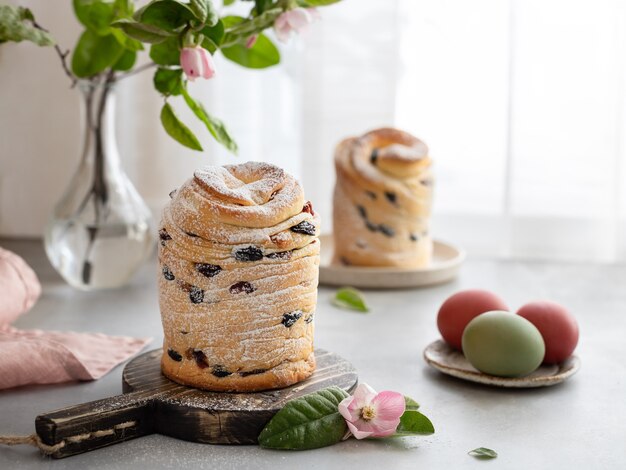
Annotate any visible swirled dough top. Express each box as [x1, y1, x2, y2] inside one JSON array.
[[168, 162, 307, 240], [335, 127, 432, 199]]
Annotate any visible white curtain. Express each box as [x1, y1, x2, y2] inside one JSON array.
[[396, 0, 626, 263], [1, 0, 625, 263]]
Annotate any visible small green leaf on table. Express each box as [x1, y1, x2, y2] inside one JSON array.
[[258, 386, 349, 450], [182, 88, 238, 154], [468, 447, 498, 459], [154, 68, 183, 96], [394, 410, 435, 436], [160, 102, 203, 151], [332, 287, 369, 312], [0, 5, 55, 46], [404, 396, 420, 411]]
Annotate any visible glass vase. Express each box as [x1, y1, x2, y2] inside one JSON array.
[[44, 77, 155, 290]]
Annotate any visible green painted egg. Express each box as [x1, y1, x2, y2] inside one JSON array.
[[462, 310, 546, 378]]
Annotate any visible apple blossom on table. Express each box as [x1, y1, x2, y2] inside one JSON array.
[[338, 383, 406, 439], [258, 385, 433, 450]]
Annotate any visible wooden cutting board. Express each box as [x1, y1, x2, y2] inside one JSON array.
[[34, 348, 358, 459]]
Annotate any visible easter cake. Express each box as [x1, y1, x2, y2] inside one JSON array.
[[158, 162, 320, 392], [332, 128, 434, 268]]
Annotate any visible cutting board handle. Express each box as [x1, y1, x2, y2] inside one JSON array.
[[35, 390, 156, 458]]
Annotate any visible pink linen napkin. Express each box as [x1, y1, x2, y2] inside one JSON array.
[[0, 246, 151, 390]]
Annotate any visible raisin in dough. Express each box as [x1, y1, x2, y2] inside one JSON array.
[[159, 162, 319, 392], [332, 128, 433, 268]]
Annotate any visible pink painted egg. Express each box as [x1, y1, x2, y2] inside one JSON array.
[[437, 290, 509, 350], [517, 300, 579, 364]]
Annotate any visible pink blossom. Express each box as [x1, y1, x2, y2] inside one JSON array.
[[274, 7, 320, 43], [338, 383, 405, 439], [180, 46, 216, 81], [245, 34, 258, 49]]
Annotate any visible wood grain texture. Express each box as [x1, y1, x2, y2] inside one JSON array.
[[35, 348, 357, 458]]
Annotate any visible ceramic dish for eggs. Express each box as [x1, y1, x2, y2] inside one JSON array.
[[423, 340, 581, 388], [319, 234, 465, 288]]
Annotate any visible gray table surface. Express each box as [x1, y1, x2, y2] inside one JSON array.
[[1, 239, 625, 469]]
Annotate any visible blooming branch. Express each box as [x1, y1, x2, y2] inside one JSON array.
[[0, 0, 344, 154]]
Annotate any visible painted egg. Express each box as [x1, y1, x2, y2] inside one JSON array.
[[437, 290, 509, 350], [517, 301, 579, 364], [462, 311, 545, 377]]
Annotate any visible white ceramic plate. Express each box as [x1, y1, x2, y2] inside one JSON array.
[[319, 234, 465, 289], [423, 340, 581, 388]]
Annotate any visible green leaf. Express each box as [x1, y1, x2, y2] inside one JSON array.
[[223, 0, 236, 5], [134, 0, 195, 33], [109, 26, 144, 51], [468, 447, 498, 460], [73, 0, 117, 36], [224, 9, 281, 37], [221, 15, 243, 29], [404, 396, 420, 411], [160, 102, 203, 151], [201, 37, 218, 54], [114, 0, 134, 17], [71, 30, 124, 77], [254, 0, 273, 14], [154, 68, 183, 96], [200, 19, 224, 47], [221, 33, 279, 69], [150, 36, 180, 65], [189, 0, 219, 27], [394, 410, 435, 436], [332, 287, 369, 312], [182, 87, 238, 154], [19, 7, 34, 21], [111, 48, 136, 71], [189, 0, 208, 23], [258, 386, 349, 450], [112, 19, 171, 43], [0, 6, 55, 46]]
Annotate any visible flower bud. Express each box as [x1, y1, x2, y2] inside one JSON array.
[[245, 35, 259, 49], [274, 7, 320, 43], [180, 46, 216, 81]]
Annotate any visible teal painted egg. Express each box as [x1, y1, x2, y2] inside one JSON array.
[[462, 311, 545, 377]]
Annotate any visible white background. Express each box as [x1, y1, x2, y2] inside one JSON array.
[[1, 0, 625, 262]]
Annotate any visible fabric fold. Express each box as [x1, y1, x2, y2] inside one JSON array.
[[0, 246, 151, 390]]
